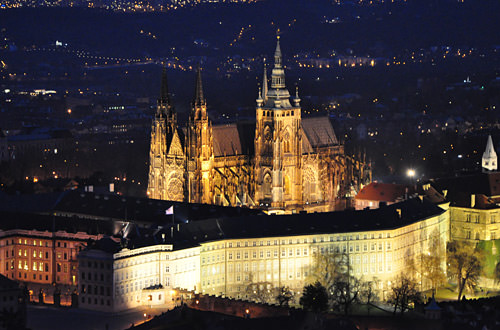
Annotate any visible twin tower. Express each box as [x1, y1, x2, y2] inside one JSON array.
[[147, 39, 371, 213]]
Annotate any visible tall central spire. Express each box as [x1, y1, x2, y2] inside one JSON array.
[[193, 65, 205, 107], [271, 36, 285, 89]]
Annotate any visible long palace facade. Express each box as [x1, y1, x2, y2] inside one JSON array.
[[77, 197, 449, 312], [147, 39, 371, 213]]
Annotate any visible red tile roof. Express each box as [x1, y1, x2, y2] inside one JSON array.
[[355, 182, 408, 202]]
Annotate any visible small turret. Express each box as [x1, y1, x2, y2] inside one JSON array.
[[293, 85, 301, 107]]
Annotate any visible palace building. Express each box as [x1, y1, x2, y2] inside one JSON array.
[[77, 197, 449, 312], [147, 39, 371, 213]]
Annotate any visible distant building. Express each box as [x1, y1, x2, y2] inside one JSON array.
[[7, 128, 73, 160], [78, 237, 120, 312], [354, 182, 410, 210], [431, 172, 500, 242], [147, 39, 371, 213], [0, 274, 27, 330], [0, 130, 8, 162], [0, 211, 107, 302]]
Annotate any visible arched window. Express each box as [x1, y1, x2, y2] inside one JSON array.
[[263, 173, 272, 197], [283, 130, 291, 153]]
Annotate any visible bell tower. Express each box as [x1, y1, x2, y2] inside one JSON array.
[[186, 66, 214, 204], [482, 135, 497, 171], [147, 66, 185, 201], [254, 37, 303, 211]]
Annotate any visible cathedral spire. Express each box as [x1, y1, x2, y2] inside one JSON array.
[[193, 64, 205, 107], [262, 60, 268, 100], [482, 135, 497, 171], [271, 36, 285, 89], [159, 65, 170, 105], [274, 36, 282, 68]]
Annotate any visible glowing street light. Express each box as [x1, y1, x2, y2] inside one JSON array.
[[407, 169, 415, 178]]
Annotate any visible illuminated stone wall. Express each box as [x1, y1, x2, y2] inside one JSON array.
[[107, 207, 449, 311]]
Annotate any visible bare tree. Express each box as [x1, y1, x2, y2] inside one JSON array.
[[447, 241, 483, 300], [329, 272, 362, 315], [360, 279, 379, 315], [388, 274, 421, 315], [275, 286, 294, 307], [244, 273, 274, 304], [308, 250, 364, 315], [421, 253, 446, 294], [306, 249, 344, 294]]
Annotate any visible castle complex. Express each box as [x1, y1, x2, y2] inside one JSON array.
[[147, 39, 371, 213]]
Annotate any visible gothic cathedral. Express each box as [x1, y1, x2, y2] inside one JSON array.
[[147, 39, 371, 213]]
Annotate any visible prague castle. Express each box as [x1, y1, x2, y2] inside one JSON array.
[[147, 39, 371, 213]]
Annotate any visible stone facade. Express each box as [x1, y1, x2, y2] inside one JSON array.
[[147, 40, 371, 213]]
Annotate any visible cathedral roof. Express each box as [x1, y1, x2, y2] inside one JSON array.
[[212, 122, 255, 157], [213, 124, 243, 157], [301, 129, 313, 153], [302, 117, 339, 148]]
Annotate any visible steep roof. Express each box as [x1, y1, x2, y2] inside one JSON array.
[[302, 117, 338, 148], [213, 124, 243, 157]]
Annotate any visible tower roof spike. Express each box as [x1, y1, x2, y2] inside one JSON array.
[[193, 64, 205, 106], [159, 65, 170, 105], [262, 62, 268, 100]]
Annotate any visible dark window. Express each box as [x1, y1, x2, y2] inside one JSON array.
[[57, 242, 61, 247], [64, 243, 67, 248], [45, 264, 48, 272], [45, 252, 49, 259], [81, 285, 85, 293], [64, 253, 67, 260]]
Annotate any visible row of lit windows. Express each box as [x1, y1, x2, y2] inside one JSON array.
[[218, 234, 392, 250], [2, 238, 71, 248]]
